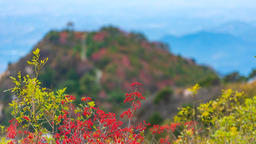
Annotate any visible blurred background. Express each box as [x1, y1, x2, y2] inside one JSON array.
[[1, 0, 256, 75], [0, 0, 256, 126]]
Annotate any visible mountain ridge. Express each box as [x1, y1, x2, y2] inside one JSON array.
[[161, 29, 256, 75], [0, 26, 217, 107]]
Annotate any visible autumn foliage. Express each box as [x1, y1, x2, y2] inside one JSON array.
[[2, 49, 256, 143]]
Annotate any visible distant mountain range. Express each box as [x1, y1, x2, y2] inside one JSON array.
[[161, 21, 256, 75], [210, 20, 256, 42]]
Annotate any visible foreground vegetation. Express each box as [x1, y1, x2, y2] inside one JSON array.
[[1, 49, 256, 143]]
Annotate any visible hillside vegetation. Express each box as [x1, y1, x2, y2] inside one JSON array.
[[0, 26, 217, 111], [0, 49, 256, 143]]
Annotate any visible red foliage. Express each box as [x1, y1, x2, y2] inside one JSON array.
[[93, 32, 106, 42], [65, 95, 76, 101], [81, 97, 92, 101], [159, 137, 170, 144], [91, 48, 108, 61], [5, 82, 196, 143], [184, 120, 198, 132], [160, 123, 181, 133], [116, 66, 126, 79], [7, 123, 17, 139], [99, 90, 107, 98], [59, 32, 68, 44], [123, 81, 133, 91], [23, 116, 30, 121], [74, 32, 83, 40], [122, 56, 131, 68], [139, 70, 151, 85], [141, 41, 153, 50], [49, 83, 148, 143], [156, 80, 175, 89]]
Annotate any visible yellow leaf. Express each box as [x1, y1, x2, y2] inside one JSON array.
[[188, 84, 201, 95], [88, 101, 95, 107], [202, 111, 209, 117]]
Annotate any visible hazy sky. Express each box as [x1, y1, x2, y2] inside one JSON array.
[[0, 0, 256, 74], [1, 0, 256, 19], [1, 0, 256, 38]]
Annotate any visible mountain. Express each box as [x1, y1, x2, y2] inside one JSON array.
[[0, 26, 217, 115], [161, 30, 256, 75], [209, 21, 254, 36], [209, 20, 256, 42]]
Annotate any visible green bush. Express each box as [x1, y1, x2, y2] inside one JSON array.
[[154, 87, 173, 104], [48, 31, 59, 44], [39, 66, 55, 88], [79, 70, 100, 99], [223, 72, 247, 83], [148, 112, 164, 126], [199, 75, 221, 87]]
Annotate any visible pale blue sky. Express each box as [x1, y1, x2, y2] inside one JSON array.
[[1, 0, 256, 43], [0, 0, 256, 74], [1, 0, 256, 19]]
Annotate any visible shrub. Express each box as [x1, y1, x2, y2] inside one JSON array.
[[223, 72, 247, 83], [79, 69, 100, 99], [48, 31, 59, 44], [3, 48, 256, 144], [148, 112, 164, 126], [39, 66, 55, 88], [3, 49, 150, 143], [198, 75, 221, 87], [154, 87, 173, 104]]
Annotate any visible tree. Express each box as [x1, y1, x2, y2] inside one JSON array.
[[223, 72, 247, 83]]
